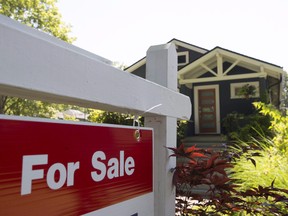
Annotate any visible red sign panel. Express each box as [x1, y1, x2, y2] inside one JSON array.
[[0, 116, 153, 215]]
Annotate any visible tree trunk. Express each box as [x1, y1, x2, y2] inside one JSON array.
[[0, 95, 7, 114]]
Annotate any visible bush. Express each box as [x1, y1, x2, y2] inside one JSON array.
[[171, 103, 288, 215], [230, 147, 288, 191], [226, 102, 288, 215], [254, 102, 288, 156], [88, 110, 141, 126], [222, 111, 271, 142], [169, 144, 288, 215], [177, 120, 188, 146]]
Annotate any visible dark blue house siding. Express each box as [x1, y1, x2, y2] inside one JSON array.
[[219, 78, 266, 116], [267, 76, 281, 106], [132, 64, 146, 78], [131, 46, 205, 78], [129, 48, 281, 136], [177, 46, 205, 70], [182, 77, 266, 135], [223, 62, 257, 75], [179, 85, 194, 136], [199, 63, 257, 78]]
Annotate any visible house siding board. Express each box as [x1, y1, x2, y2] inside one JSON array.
[[131, 64, 146, 78], [131, 46, 205, 77], [177, 45, 205, 70], [198, 63, 256, 79], [177, 46, 205, 62], [199, 71, 216, 78], [179, 85, 194, 136], [223, 62, 256, 75], [126, 40, 283, 136], [220, 79, 257, 115], [220, 78, 266, 133], [267, 76, 281, 106], [189, 77, 265, 134]]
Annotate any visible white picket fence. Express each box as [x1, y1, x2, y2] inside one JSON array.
[[0, 15, 191, 216]]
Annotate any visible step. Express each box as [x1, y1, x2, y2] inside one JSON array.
[[181, 135, 227, 151]]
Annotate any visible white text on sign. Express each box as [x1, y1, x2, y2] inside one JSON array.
[[21, 151, 135, 195]]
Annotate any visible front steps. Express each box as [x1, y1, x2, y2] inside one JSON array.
[[181, 135, 227, 152], [177, 135, 228, 196]]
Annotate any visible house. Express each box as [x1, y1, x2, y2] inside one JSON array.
[[125, 39, 284, 136], [56, 109, 89, 121]]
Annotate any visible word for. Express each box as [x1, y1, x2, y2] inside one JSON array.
[[21, 151, 135, 195]]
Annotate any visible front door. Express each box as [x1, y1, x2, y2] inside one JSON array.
[[194, 85, 220, 134], [198, 89, 216, 133]]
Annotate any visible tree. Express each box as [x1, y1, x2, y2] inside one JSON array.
[[0, 0, 75, 116], [0, 0, 75, 43]]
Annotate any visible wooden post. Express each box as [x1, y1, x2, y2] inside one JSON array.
[[145, 43, 178, 216]]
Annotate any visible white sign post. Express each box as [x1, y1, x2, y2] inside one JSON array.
[[0, 14, 191, 216], [145, 43, 178, 216]]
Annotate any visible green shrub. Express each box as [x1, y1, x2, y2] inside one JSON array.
[[172, 102, 288, 215], [230, 147, 288, 191], [254, 102, 288, 156], [177, 120, 188, 146], [169, 144, 288, 215], [88, 110, 140, 126], [222, 111, 271, 142], [226, 102, 288, 215]]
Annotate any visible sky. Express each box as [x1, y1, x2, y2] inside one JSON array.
[[57, 0, 288, 71]]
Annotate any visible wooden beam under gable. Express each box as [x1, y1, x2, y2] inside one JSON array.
[[223, 59, 240, 75], [218, 49, 283, 76], [179, 72, 268, 86], [200, 63, 217, 76], [178, 49, 219, 77], [216, 52, 223, 76], [178, 46, 283, 86]]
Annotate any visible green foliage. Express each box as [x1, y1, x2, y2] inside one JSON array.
[[172, 103, 288, 215], [222, 111, 271, 142], [228, 138, 288, 215], [237, 84, 256, 99], [226, 102, 288, 215], [254, 102, 288, 155], [177, 120, 187, 146], [230, 148, 288, 191], [281, 72, 288, 108], [0, 0, 76, 117], [4, 97, 56, 118], [88, 110, 140, 126], [169, 145, 288, 215], [0, 0, 75, 43], [89, 111, 187, 145]]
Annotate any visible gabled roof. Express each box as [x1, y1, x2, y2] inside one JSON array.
[[167, 38, 208, 53], [178, 46, 283, 86], [125, 38, 208, 72], [125, 39, 284, 88]]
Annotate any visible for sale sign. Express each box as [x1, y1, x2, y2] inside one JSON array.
[[0, 116, 153, 216]]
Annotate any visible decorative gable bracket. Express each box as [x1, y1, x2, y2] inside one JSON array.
[[178, 47, 283, 88]]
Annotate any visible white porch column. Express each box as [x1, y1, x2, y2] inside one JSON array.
[[145, 43, 178, 216]]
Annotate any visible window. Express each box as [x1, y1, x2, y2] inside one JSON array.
[[230, 81, 260, 99], [177, 51, 189, 66]]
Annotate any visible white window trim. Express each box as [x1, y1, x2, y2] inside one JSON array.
[[230, 81, 260, 99], [177, 51, 189, 66]]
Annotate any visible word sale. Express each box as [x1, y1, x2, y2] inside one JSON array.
[[21, 150, 135, 195]]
